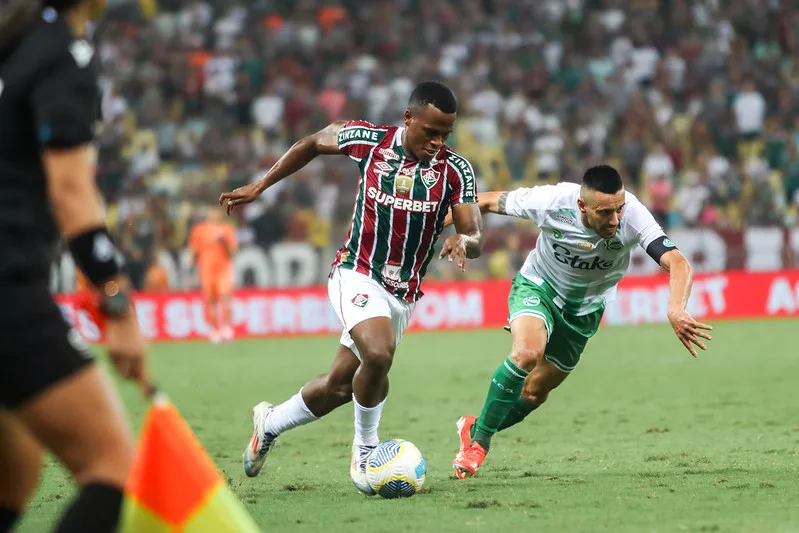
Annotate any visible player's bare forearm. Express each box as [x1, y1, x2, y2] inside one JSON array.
[[660, 250, 693, 314], [443, 191, 509, 228], [254, 121, 346, 193], [451, 203, 483, 258], [477, 191, 510, 215], [660, 249, 712, 357]]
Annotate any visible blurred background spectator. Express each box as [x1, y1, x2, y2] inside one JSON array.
[[91, 0, 799, 288]]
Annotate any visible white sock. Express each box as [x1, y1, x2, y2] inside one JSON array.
[[353, 394, 385, 447], [264, 389, 318, 436]]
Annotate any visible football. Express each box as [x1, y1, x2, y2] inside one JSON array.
[[365, 439, 427, 498]]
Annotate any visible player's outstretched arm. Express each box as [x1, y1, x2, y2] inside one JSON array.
[[443, 191, 510, 227], [219, 121, 348, 214], [659, 249, 713, 358], [439, 203, 483, 271]]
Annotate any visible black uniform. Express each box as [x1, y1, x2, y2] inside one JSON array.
[[0, 11, 97, 407]]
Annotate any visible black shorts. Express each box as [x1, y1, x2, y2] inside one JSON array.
[[0, 283, 94, 408]]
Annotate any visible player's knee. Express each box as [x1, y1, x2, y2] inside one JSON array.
[[510, 347, 545, 372], [360, 343, 395, 374]]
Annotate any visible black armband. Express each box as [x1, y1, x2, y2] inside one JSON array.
[[67, 227, 125, 286], [645, 235, 678, 265]]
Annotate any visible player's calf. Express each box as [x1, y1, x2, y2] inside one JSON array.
[[0, 411, 43, 532], [520, 357, 569, 406], [301, 373, 354, 417]]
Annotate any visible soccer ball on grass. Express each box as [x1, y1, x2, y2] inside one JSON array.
[[365, 439, 427, 498]]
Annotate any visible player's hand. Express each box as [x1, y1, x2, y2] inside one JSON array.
[[439, 234, 468, 272], [667, 308, 712, 358], [219, 182, 263, 215], [104, 313, 152, 396]]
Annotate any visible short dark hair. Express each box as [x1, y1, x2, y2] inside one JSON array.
[[582, 165, 623, 194], [408, 81, 458, 115]]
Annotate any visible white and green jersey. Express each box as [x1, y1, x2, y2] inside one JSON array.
[[505, 182, 669, 315]]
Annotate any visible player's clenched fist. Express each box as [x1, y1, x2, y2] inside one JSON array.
[[439, 234, 468, 271], [667, 308, 713, 358], [219, 182, 264, 214]]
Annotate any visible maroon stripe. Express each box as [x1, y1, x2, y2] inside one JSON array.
[[386, 160, 415, 266], [354, 132, 395, 274], [406, 156, 450, 301]]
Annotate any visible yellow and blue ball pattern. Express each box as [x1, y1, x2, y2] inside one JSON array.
[[365, 439, 427, 498]]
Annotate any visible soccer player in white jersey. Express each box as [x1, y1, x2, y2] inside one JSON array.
[[446, 165, 713, 478]]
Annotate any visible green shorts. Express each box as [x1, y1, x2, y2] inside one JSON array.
[[506, 273, 603, 373]]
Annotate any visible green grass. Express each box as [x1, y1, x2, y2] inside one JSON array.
[[15, 319, 799, 533]]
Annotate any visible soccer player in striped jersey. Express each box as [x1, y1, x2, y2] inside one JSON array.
[[220, 81, 483, 493]]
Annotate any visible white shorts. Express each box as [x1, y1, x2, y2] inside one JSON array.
[[328, 267, 415, 360]]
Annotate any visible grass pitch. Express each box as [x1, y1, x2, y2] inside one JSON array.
[[16, 319, 799, 533]]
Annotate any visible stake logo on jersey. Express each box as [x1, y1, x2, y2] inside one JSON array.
[[503, 182, 670, 315], [332, 120, 478, 303], [552, 243, 614, 271]]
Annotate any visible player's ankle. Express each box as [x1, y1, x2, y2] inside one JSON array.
[[471, 429, 492, 452]]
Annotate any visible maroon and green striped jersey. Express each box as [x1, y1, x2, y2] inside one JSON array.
[[331, 120, 478, 303]]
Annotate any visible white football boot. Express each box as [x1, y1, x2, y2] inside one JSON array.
[[350, 443, 376, 495], [243, 401, 279, 477]]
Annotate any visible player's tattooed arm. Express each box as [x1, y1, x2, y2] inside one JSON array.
[[497, 192, 509, 214], [442, 191, 511, 227], [478, 191, 510, 215], [220, 121, 347, 213]]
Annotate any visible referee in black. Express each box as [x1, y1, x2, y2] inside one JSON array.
[[0, 1, 151, 532]]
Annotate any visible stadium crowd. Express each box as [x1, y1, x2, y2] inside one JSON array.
[[92, 0, 799, 288]]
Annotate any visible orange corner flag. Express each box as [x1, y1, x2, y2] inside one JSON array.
[[121, 394, 261, 532]]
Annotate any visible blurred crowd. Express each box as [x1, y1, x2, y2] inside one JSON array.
[[94, 0, 799, 287]]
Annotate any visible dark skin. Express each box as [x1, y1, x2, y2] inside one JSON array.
[[219, 104, 483, 410]]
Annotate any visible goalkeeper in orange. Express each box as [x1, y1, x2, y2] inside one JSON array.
[[188, 209, 238, 343]]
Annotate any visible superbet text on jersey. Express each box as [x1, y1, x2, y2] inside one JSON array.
[[332, 120, 477, 303]]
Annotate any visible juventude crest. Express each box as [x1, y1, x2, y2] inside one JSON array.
[[395, 174, 413, 195], [420, 169, 440, 189]]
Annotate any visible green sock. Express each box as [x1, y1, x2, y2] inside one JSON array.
[[497, 396, 539, 432], [472, 357, 529, 450]]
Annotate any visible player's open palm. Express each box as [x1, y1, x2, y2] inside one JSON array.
[[219, 183, 262, 214], [667, 309, 712, 358], [105, 315, 151, 395]]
